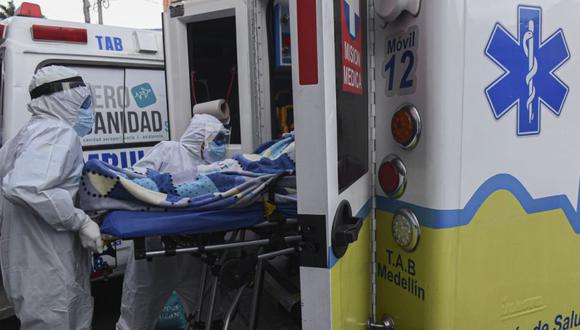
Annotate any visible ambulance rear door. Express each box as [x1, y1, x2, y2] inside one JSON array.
[[289, 1, 373, 329], [163, 0, 259, 153], [165, 1, 375, 328]]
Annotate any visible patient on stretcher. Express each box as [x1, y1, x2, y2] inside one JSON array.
[[79, 133, 296, 213]]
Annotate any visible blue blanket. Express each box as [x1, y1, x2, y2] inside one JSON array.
[[80, 134, 296, 212]]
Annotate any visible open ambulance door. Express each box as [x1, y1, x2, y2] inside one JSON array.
[[289, 1, 373, 329], [165, 0, 375, 328], [163, 0, 262, 151]]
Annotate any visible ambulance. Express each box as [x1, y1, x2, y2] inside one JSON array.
[[0, 2, 167, 167], [0, 2, 166, 319], [164, 0, 580, 329]]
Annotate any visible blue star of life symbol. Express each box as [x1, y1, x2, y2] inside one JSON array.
[[485, 5, 570, 136], [344, 0, 360, 40]]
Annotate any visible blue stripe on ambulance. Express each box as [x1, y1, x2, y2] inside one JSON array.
[[87, 149, 145, 168]]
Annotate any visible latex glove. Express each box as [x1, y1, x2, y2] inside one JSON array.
[[79, 219, 104, 254]]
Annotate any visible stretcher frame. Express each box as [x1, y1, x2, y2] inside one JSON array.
[[126, 216, 302, 330]]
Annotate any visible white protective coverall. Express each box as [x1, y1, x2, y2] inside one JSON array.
[[0, 66, 102, 329], [117, 114, 228, 330]]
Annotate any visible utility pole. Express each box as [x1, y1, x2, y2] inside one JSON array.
[[82, 0, 91, 23], [93, 0, 109, 25], [96, 0, 103, 25]]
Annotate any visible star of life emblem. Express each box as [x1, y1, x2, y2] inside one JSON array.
[[485, 6, 570, 136]]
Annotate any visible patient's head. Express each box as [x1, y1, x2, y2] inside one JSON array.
[[180, 114, 230, 163]]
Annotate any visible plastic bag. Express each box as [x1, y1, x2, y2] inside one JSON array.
[[155, 291, 186, 330]]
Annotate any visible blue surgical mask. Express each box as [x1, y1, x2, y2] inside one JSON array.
[[74, 96, 94, 137], [205, 141, 227, 163]]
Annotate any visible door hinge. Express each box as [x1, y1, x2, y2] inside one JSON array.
[[368, 316, 395, 330], [169, 4, 184, 18]]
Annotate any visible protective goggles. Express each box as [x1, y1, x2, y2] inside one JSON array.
[[30, 76, 86, 100], [80, 95, 92, 110], [212, 129, 231, 146]]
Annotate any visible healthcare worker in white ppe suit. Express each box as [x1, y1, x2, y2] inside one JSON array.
[[117, 113, 229, 330], [0, 66, 103, 330]]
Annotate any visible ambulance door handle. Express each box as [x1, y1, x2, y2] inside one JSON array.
[[335, 218, 363, 246], [332, 200, 363, 259]]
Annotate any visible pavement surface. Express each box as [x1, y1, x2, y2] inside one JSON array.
[[0, 275, 301, 329], [0, 276, 124, 330]]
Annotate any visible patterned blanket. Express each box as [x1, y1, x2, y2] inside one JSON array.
[[79, 134, 296, 212]]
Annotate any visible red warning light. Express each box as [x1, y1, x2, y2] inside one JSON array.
[[16, 2, 43, 18], [32, 25, 88, 44], [378, 155, 406, 198]]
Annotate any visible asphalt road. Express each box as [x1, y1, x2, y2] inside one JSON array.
[[0, 275, 301, 330]]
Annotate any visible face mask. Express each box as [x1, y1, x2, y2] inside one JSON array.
[[74, 96, 94, 137], [204, 141, 227, 163]]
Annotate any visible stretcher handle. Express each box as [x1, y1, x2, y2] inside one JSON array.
[[141, 235, 303, 259]]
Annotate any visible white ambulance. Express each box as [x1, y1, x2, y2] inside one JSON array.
[[164, 0, 580, 329], [0, 2, 167, 319]]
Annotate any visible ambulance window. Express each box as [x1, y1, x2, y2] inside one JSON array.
[[187, 16, 241, 144], [268, 0, 294, 139], [67, 66, 169, 147], [334, 0, 369, 192]]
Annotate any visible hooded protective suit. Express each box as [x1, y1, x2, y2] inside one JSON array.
[[0, 66, 102, 330], [117, 114, 228, 330]]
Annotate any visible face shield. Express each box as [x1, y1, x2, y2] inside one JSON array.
[[73, 95, 94, 137], [29, 74, 94, 137], [202, 126, 231, 163], [30, 76, 87, 100], [213, 128, 231, 147]]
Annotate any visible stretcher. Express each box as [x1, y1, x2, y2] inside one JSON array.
[[99, 201, 302, 330], [100, 203, 297, 239]]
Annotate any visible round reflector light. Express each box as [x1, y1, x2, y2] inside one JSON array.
[[392, 208, 420, 252], [378, 154, 406, 198], [391, 104, 421, 149]]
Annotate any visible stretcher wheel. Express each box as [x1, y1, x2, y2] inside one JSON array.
[[220, 256, 256, 290]]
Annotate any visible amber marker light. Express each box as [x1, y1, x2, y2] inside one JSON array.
[[391, 104, 421, 150]]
